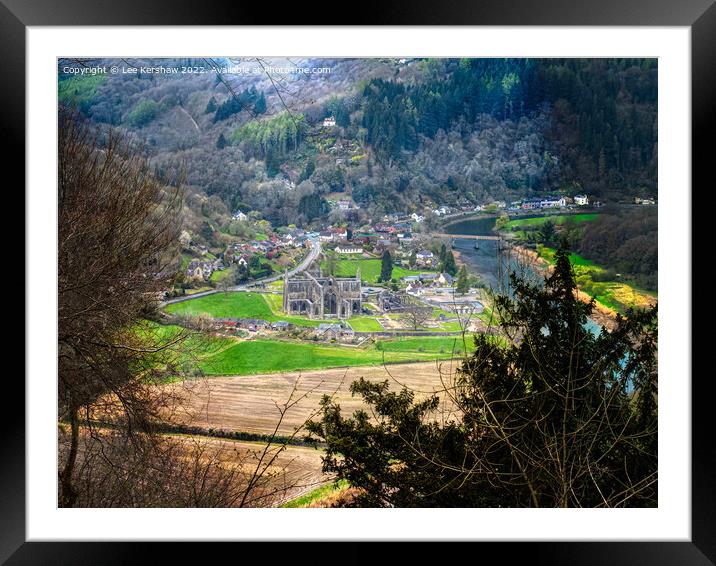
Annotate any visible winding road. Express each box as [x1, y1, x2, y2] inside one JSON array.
[[161, 236, 321, 306]]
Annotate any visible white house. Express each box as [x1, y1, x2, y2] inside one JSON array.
[[323, 116, 336, 127], [335, 244, 363, 254], [574, 194, 589, 206], [232, 211, 248, 221], [541, 196, 567, 208], [410, 212, 425, 223]]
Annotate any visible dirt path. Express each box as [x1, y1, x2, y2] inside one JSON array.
[[178, 106, 200, 131]]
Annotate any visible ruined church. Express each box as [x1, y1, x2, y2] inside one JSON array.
[[283, 270, 362, 319]]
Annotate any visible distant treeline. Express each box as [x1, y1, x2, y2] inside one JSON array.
[[569, 206, 658, 290], [359, 58, 657, 197]]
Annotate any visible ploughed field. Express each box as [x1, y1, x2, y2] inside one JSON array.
[[59, 424, 330, 507], [170, 360, 464, 437]]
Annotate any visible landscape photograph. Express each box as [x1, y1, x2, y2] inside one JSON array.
[[57, 57, 658, 508]]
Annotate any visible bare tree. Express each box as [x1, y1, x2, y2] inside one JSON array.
[[400, 299, 433, 331], [217, 275, 232, 295], [58, 115, 338, 507], [58, 110, 189, 506]]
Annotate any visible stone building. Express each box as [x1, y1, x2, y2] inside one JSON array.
[[283, 270, 362, 319]]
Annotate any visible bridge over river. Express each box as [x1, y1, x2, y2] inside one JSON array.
[[433, 233, 501, 241]]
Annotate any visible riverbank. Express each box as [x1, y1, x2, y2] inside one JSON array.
[[508, 244, 620, 331], [512, 244, 657, 331]]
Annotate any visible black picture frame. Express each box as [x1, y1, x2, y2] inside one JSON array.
[[5, 1, 708, 563]]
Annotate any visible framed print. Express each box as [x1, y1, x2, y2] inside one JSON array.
[[6, 0, 711, 563]]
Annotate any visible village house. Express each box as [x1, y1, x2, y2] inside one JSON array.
[[186, 259, 222, 281], [323, 116, 336, 127], [432, 205, 453, 217], [574, 194, 589, 206], [540, 196, 567, 208], [418, 273, 438, 284], [437, 272, 455, 286], [329, 226, 348, 240], [335, 243, 363, 254], [415, 250, 435, 268], [521, 198, 543, 210], [316, 322, 342, 340]]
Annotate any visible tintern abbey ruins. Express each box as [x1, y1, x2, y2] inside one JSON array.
[[283, 270, 362, 319]]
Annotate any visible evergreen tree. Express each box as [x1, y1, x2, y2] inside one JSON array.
[[540, 219, 556, 243], [254, 92, 267, 114], [336, 104, 351, 128], [299, 160, 315, 183], [409, 250, 417, 268], [456, 265, 469, 294], [380, 250, 393, 282], [439, 243, 447, 264], [308, 244, 657, 508], [442, 250, 457, 276], [205, 96, 217, 114], [216, 132, 227, 150]]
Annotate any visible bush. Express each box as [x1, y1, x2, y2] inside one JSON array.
[[126, 99, 159, 127]]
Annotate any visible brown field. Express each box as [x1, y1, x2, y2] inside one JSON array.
[[168, 435, 331, 507], [61, 425, 330, 507], [170, 361, 463, 437]]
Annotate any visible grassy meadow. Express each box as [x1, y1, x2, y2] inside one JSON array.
[[537, 245, 657, 313], [322, 258, 424, 282], [198, 335, 465, 376], [164, 291, 323, 327]]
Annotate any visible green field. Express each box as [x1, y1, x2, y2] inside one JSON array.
[[199, 336, 466, 376], [164, 289, 467, 335], [537, 246, 598, 268], [537, 245, 657, 313], [375, 335, 470, 355], [504, 213, 599, 230], [347, 317, 385, 332], [165, 292, 322, 327], [134, 322, 233, 378], [210, 267, 235, 284], [321, 258, 424, 282]]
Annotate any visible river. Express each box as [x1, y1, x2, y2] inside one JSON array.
[[444, 215, 605, 337], [443, 215, 631, 389], [444, 215, 542, 292]]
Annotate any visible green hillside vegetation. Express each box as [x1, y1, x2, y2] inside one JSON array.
[[126, 99, 160, 127], [58, 75, 107, 112], [231, 112, 308, 158], [537, 245, 656, 313]]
